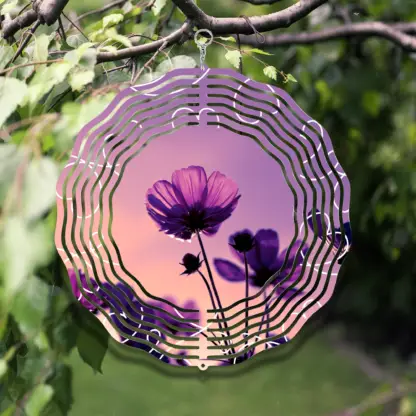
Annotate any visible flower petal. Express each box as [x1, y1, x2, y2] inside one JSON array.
[[171, 166, 208, 209], [146, 180, 180, 213], [146, 205, 191, 239], [246, 229, 279, 271], [213, 259, 245, 282], [204, 171, 240, 208], [277, 240, 308, 271], [332, 221, 352, 249], [201, 197, 240, 237]]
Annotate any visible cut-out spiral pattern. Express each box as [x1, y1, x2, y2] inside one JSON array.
[[55, 68, 351, 369]]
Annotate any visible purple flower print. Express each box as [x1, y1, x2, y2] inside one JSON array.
[[220, 335, 290, 366], [68, 269, 105, 312], [104, 285, 170, 363], [214, 229, 307, 297], [145, 165, 240, 240], [149, 296, 200, 336], [307, 210, 352, 264]]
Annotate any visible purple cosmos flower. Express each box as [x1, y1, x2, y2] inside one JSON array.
[[307, 210, 352, 264], [145, 165, 241, 240], [214, 229, 307, 297], [68, 269, 105, 312]]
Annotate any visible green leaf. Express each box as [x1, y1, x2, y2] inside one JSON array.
[[0, 43, 14, 71], [53, 94, 116, 151], [104, 29, 132, 48], [11, 275, 50, 334], [24, 62, 73, 106], [218, 36, 236, 43], [22, 157, 59, 222], [1, 218, 54, 297], [246, 48, 273, 56], [1, 0, 18, 14], [362, 90, 383, 117], [0, 405, 16, 416], [64, 43, 96, 65], [263, 65, 277, 81], [98, 45, 118, 53], [33, 34, 50, 62], [155, 55, 197, 74], [0, 359, 7, 379], [69, 70, 95, 91], [315, 79, 331, 108], [152, 0, 167, 16], [102, 13, 124, 29], [66, 34, 84, 48], [0, 144, 25, 205], [0, 77, 28, 127], [45, 363, 73, 415], [225, 50, 242, 69], [42, 135, 55, 153], [76, 308, 109, 373], [25, 384, 54, 416], [286, 73, 298, 83], [48, 304, 79, 354]]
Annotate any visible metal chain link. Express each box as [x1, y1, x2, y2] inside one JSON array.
[[194, 29, 213, 70]]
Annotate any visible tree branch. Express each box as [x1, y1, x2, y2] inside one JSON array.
[[32, 0, 69, 25], [75, 0, 127, 22], [171, 0, 328, 34], [96, 21, 191, 63], [1, 10, 38, 39], [239, 0, 285, 4], [329, 383, 416, 416], [238, 22, 416, 51]]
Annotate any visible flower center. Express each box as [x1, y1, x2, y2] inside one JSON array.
[[185, 207, 206, 232], [252, 268, 276, 287]]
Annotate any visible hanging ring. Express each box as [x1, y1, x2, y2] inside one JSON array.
[[194, 29, 214, 47]]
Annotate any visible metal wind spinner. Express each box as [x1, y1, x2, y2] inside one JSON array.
[[55, 31, 352, 369]]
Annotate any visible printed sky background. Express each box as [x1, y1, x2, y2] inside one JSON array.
[[111, 125, 295, 312]]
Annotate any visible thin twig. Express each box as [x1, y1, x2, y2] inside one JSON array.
[[330, 384, 416, 416], [58, 16, 67, 42], [61, 11, 89, 41], [131, 40, 168, 84], [0, 59, 63, 76], [75, 0, 127, 22], [6, 20, 41, 66]]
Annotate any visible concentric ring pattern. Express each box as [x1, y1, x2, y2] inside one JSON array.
[[55, 68, 351, 369]]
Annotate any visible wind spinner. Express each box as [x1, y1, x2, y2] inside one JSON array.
[[55, 30, 352, 369]]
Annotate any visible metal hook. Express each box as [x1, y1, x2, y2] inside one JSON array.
[[194, 29, 213, 70]]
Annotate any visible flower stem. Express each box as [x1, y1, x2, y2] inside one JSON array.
[[196, 231, 235, 353], [263, 289, 270, 349], [197, 270, 230, 354], [243, 252, 250, 351], [197, 271, 220, 321]]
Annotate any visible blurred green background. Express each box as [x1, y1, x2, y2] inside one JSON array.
[[65, 0, 415, 414], [1, 0, 415, 415]]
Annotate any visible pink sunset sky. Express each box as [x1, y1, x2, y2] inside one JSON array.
[[110, 125, 295, 312]]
